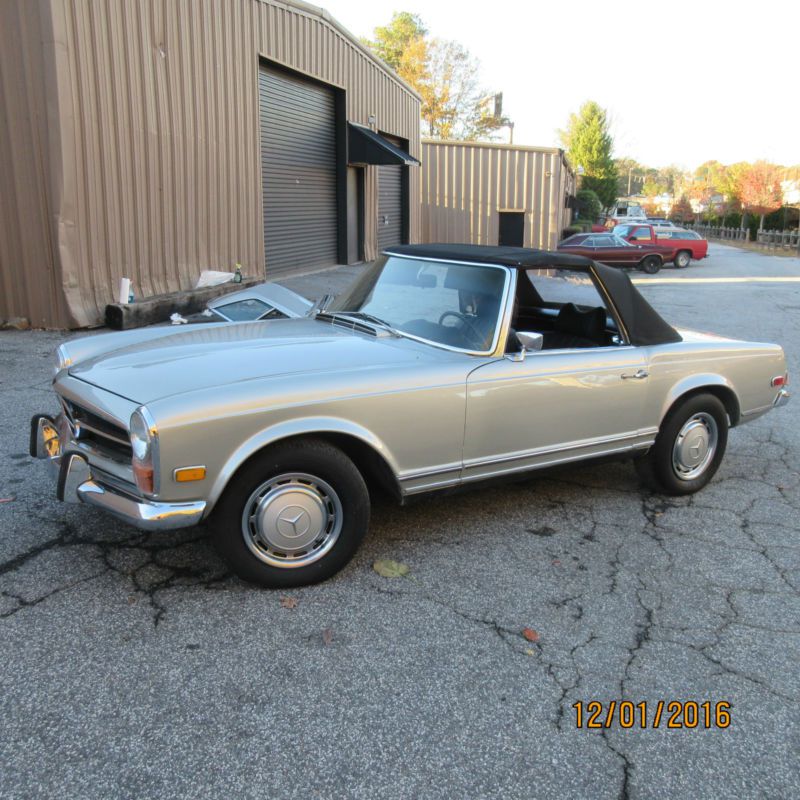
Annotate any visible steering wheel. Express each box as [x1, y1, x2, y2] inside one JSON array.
[[438, 311, 486, 349]]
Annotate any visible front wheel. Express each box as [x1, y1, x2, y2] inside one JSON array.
[[675, 250, 691, 269], [635, 393, 728, 495], [639, 255, 662, 274], [210, 439, 370, 587]]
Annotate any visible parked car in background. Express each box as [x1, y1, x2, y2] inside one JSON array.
[[558, 232, 678, 273], [31, 244, 789, 587], [174, 282, 312, 325], [646, 217, 675, 227], [654, 228, 709, 262], [614, 224, 709, 267], [607, 200, 648, 224]]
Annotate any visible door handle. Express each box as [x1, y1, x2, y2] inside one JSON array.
[[621, 369, 649, 380]]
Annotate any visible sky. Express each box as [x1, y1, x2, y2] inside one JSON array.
[[328, 0, 799, 170]]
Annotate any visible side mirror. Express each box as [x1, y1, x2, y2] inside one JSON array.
[[517, 331, 544, 353], [507, 331, 543, 362]]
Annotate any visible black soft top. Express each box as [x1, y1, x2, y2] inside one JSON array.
[[385, 243, 682, 347]]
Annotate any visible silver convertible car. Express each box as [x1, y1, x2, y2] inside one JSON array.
[[31, 244, 789, 587]]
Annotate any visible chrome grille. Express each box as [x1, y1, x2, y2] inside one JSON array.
[[61, 398, 133, 460]]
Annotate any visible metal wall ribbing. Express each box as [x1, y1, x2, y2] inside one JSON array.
[[420, 140, 575, 251], [0, 0, 421, 328]]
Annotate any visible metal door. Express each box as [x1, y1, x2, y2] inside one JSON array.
[[499, 212, 525, 246], [377, 164, 405, 253], [259, 67, 337, 275], [463, 347, 651, 481]]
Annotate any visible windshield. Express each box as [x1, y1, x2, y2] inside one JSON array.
[[329, 255, 509, 352]]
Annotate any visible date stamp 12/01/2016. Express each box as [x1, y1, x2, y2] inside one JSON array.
[[573, 700, 731, 730]]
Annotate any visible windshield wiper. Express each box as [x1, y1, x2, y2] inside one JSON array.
[[317, 310, 403, 338]]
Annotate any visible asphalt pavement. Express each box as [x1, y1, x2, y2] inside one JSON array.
[[0, 243, 798, 799]]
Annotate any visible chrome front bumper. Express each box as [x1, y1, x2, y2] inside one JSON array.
[[30, 413, 206, 532]]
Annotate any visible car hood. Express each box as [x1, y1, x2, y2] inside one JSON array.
[[69, 318, 441, 403]]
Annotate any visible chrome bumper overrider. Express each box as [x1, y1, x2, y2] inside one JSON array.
[[774, 389, 790, 408], [30, 413, 205, 532]]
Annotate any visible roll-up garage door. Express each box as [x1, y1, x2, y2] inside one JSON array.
[[377, 164, 405, 253], [259, 67, 337, 275]]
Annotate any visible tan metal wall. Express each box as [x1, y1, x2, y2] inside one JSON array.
[[0, 0, 71, 328], [420, 140, 575, 251], [0, 0, 420, 328]]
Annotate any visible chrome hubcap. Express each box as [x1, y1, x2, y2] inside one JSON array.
[[672, 412, 718, 480], [242, 473, 342, 568]]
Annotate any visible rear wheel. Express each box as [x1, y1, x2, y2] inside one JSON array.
[[635, 393, 728, 495], [210, 439, 370, 587], [675, 250, 691, 268], [639, 255, 661, 274]]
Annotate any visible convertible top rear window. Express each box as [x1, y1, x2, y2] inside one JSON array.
[[526, 269, 607, 307]]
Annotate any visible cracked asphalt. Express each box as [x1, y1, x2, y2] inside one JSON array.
[[1, 244, 798, 799]]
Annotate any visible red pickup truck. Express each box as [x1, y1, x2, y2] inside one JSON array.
[[614, 224, 709, 268]]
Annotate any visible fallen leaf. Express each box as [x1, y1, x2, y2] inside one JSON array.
[[525, 648, 536, 656], [279, 596, 298, 609], [127, 595, 137, 605], [322, 628, 333, 645], [522, 627, 540, 643], [0, 497, 15, 503], [373, 559, 409, 578]]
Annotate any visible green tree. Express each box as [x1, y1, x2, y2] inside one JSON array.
[[365, 14, 510, 142], [614, 157, 643, 196], [642, 179, 661, 198], [694, 160, 727, 190], [364, 12, 426, 71], [657, 165, 685, 195], [560, 102, 618, 209]]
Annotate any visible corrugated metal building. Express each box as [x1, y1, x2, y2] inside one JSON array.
[[420, 140, 575, 251], [0, 0, 421, 329]]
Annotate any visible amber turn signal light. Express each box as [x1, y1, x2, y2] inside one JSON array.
[[173, 466, 206, 483]]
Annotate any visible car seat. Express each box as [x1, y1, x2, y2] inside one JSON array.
[[543, 303, 607, 349]]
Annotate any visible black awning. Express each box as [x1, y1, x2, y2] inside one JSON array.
[[347, 123, 420, 167]]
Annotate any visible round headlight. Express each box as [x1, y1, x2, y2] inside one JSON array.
[[129, 411, 151, 462], [130, 408, 158, 494], [53, 344, 72, 377]]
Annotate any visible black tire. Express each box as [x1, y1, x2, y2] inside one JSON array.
[[639, 255, 662, 274], [210, 439, 370, 587], [675, 250, 691, 269], [635, 393, 728, 495]]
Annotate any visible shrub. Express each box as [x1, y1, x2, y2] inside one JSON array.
[[575, 189, 602, 222]]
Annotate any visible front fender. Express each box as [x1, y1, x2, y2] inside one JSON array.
[[205, 416, 401, 512]]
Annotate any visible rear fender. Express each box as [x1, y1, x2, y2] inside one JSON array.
[[659, 374, 739, 426]]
